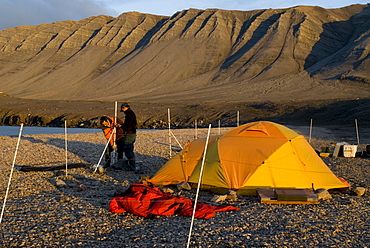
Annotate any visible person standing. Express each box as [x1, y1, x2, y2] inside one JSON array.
[[120, 102, 137, 170], [100, 115, 124, 168]]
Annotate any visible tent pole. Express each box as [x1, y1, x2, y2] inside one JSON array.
[[0, 123, 23, 225], [168, 108, 172, 157], [187, 124, 212, 248], [355, 119, 360, 144], [65, 120, 68, 176], [309, 119, 313, 143]]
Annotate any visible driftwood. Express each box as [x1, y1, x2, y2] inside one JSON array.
[[15, 163, 87, 172]]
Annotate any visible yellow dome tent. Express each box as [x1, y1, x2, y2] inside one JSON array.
[[148, 121, 349, 195]]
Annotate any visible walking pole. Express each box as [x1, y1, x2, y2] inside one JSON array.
[[168, 108, 172, 157], [355, 119, 360, 144], [309, 119, 313, 144], [0, 123, 23, 224], [65, 120, 68, 176], [187, 124, 212, 248], [94, 131, 114, 173]]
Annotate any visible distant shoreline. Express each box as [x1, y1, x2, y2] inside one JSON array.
[[1, 124, 368, 145], [0, 126, 162, 136]]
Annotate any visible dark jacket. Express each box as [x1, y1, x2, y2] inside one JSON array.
[[122, 108, 137, 134]]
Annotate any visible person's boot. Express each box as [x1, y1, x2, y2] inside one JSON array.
[[120, 159, 131, 171], [112, 159, 124, 170], [129, 160, 140, 173], [128, 159, 136, 171]]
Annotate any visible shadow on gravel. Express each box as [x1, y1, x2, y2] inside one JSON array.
[[1, 136, 172, 246], [18, 136, 168, 167], [12, 135, 170, 209]]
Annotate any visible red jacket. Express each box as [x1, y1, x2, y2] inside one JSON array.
[[102, 116, 124, 146], [109, 184, 240, 219]]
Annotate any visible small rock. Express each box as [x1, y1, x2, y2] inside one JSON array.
[[122, 180, 130, 186], [210, 195, 227, 202], [97, 166, 104, 174], [139, 176, 150, 185], [162, 187, 174, 194], [353, 187, 366, 196], [60, 197, 71, 202], [226, 190, 238, 201], [315, 188, 332, 200], [177, 181, 191, 190], [55, 179, 67, 187], [77, 184, 87, 192]]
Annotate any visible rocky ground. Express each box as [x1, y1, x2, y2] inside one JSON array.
[[0, 127, 369, 247]]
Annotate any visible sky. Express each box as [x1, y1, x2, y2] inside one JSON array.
[[0, 0, 369, 31]]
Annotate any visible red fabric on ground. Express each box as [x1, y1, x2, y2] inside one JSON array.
[[109, 183, 240, 219]]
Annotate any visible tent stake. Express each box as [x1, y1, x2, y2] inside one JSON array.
[[65, 120, 68, 176], [355, 119, 360, 144], [218, 119, 221, 135], [194, 119, 197, 139], [0, 123, 23, 225], [187, 124, 212, 248], [237, 111, 240, 127], [168, 108, 172, 157], [309, 119, 313, 143]]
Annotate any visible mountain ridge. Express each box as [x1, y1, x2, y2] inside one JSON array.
[[0, 4, 369, 102]]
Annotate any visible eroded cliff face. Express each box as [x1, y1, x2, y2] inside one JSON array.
[[0, 5, 369, 102]]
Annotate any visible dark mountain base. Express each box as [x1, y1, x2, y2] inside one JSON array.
[[0, 95, 369, 129]]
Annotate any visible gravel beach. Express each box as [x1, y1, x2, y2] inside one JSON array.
[[0, 127, 369, 247]]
